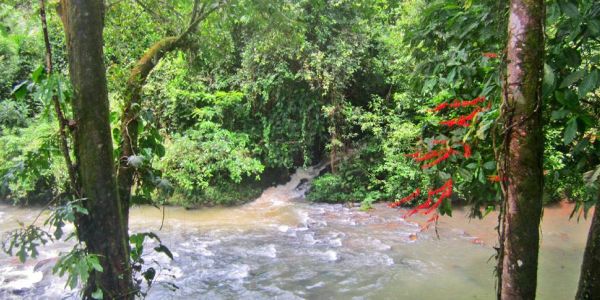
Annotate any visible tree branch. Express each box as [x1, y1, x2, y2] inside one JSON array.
[[181, 0, 226, 39], [132, 0, 171, 28], [39, 0, 80, 197]]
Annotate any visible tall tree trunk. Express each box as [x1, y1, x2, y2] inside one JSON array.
[[62, 0, 133, 298], [576, 202, 600, 299], [498, 1, 545, 299]]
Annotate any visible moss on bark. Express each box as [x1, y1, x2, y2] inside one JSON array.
[[63, 0, 133, 298], [498, 0, 545, 299]]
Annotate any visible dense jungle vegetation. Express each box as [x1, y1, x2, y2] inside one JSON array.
[[0, 0, 599, 299], [2, 1, 598, 210]]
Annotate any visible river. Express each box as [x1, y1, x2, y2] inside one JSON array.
[[0, 166, 592, 299]]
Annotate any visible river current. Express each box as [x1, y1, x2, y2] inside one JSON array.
[[0, 166, 592, 299]]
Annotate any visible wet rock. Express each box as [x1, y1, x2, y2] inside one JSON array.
[[318, 165, 331, 177], [295, 178, 309, 191]]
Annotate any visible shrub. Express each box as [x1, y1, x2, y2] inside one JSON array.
[[0, 120, 67, 204], [157, 121, 264, 206], [0, 100, 28, 128]]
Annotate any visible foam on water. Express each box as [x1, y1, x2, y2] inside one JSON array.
[[0, 166, 593, 300], [0, 266, 43, 290]]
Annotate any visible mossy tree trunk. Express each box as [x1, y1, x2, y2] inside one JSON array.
[[117, 0, 224, 227], [62, 0, 133, 298], [498, 0, 545, 299], [576, 202, 600, 299], [117, 36, 180, 223]]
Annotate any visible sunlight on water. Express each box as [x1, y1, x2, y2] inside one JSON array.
[[0, 167, 592, 299]]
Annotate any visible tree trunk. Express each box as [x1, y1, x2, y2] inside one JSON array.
[[117, 36, 180, 224], [576, 203, 600, 299], [116, 0, 224, 226], [498, 1, 545, 300], [62, 0, 133, 298]]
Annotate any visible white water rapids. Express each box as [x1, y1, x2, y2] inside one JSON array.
[[0, 166, 592, 299]]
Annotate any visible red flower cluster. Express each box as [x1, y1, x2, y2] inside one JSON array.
[[451, 96, 485, 108], [483, 52, 498, 59], [389, 188, 421, 208], [414, 150, 442, 162], [431, 96, 486, 112], [408, 145, 471, 169], [439, 108, 481, 127], [432, 102, 449, 112], [404, 179, 453, 218], [421, 149, 457, 169], [390, 95, 489, 231]]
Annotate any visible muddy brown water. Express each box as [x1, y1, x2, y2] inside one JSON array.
[[0, 167, 592, 299]]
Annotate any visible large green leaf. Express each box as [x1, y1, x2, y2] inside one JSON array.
[[578, 70, 599, 97], [560, 70, 584, 88], [551, 109, 570, 120], [563, 117, 578, 145], [542, 63, 556, 98], [559, 0, 579, 18], [588, 19, 600, 36]]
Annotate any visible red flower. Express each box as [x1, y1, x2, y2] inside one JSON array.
[[425, 188, 451, 215], [402, 179, 453, 218], [487, 175, 506, 182], [449, 96, 486, 108], [404, 152, 421, 159], [463, 143, 472, 159], [424, 179, 453, 215], [432, 102, 449, 112], [433, 139, 448, 145], [439, 108, 481, 128], [483, 52, 498, 59], [431, 96, 486, 113], [431, 178, 453, 194], [414, 150, 442, 162], [389, 188, 421, 208], [421, 149, 457, 169]]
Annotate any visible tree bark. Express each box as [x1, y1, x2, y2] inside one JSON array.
[[576, 203, 600, 299], [498, 1, 545, 299], [117, 36, 180, 223], [117, 0, 225, 224], [62, 0, 133, 298]]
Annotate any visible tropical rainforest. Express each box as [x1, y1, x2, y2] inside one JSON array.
[[0, 0, 599, 299]]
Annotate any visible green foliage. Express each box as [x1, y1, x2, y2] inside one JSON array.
[[1, 198, 88, 263], [158, 122, 264, 206], [1, 223, 52, 263], [0, 100, 28, 128], [0, 121, 67, 203], [0, 1, 598, 298], [0, 3, 43, 102], [53, 247, 103, 291], [44, 199, 88, 240], [308, 95, 429, 206], [543, 0, 600, 208], [129, 232, 176, 297]]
